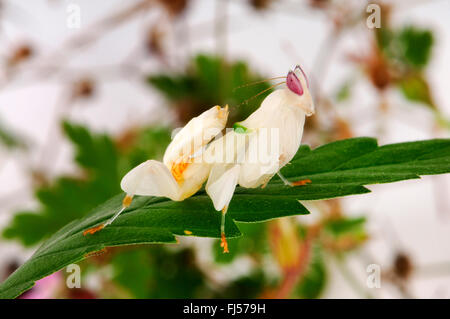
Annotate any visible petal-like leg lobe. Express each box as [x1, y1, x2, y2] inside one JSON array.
[[206, 164, 240, 211], [120, 160, 180, 200]]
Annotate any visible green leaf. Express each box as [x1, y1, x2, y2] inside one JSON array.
[[110, 246, 206, 298], [377, 26, 434, 71], [121, 126, 171, 168], [275, 137, 450, 194], [398, 73, 435, 108], [213, 223, 267, 264], [146, 54, 273, 124], [375, 27, 394, 52], [212, 270, 266, 298], [0, 121, 26, 149], [111, 248, 153, 298], [147, 75, 194, 101], [2, 123, 172, 246], [2, 213, 53, 246], [1, 137, 450, 298], [398, 26, 434, 69], [295, 245, 326, 299], [324, 217, 366, 237], [2, 123, 121, 246], [62, 121, 119, 183], [0, 192, 307, 299], [323, 216, 368, 250], [335, 81, 352, 102]]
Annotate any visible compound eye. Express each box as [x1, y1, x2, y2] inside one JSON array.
[[286, 71, 303, 96]]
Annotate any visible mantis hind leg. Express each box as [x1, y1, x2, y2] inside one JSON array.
[[205, 164, 240, 253], [220, 206, 229, 253], [277, 172, 311, 187], [83, 194, 133, 236]]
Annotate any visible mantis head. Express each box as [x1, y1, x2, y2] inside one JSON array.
[[286, 65, 315, 116]]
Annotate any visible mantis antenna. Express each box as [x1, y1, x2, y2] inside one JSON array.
[[238, 81, 285, 106], [232, 76, 286, 91]]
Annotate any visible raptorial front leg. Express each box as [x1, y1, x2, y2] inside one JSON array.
[[277, 171, 311, 187]]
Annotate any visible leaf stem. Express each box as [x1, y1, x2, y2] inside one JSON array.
[[333, 256, 374, 299]]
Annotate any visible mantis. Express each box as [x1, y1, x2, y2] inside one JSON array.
[[84, 65, 315, 253]]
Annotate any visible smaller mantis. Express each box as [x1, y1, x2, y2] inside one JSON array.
[[84, 65, 315, 253]]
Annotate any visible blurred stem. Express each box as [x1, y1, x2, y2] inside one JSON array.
[[334, 256, 374, 299], [388, 275, 414, 299], [312, 27, 340, 89], [0, 0, 156, 90], [376, 92, 389, 141], [36, 88, 75, 174], [433, 110, 450, 131], [416, 262, 450, 278], [272, 237, 312, 299], [180, 12, 191, 58], [431, 174, 450, 220], [265, 224, 320, 299], [215, 0, 228, 59]]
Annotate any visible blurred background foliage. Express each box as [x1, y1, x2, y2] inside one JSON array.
[[3, 122, 172, 246], [148, 54, 273, 124], [0, 0, 449, 299]]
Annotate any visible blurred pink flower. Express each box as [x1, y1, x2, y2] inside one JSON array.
[[20, 272, 62, 299]]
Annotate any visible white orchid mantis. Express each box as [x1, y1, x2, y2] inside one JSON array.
[[83, 65, 315, 253]]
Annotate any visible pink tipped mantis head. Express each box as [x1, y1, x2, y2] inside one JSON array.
[[286, 65, 314, 116]]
